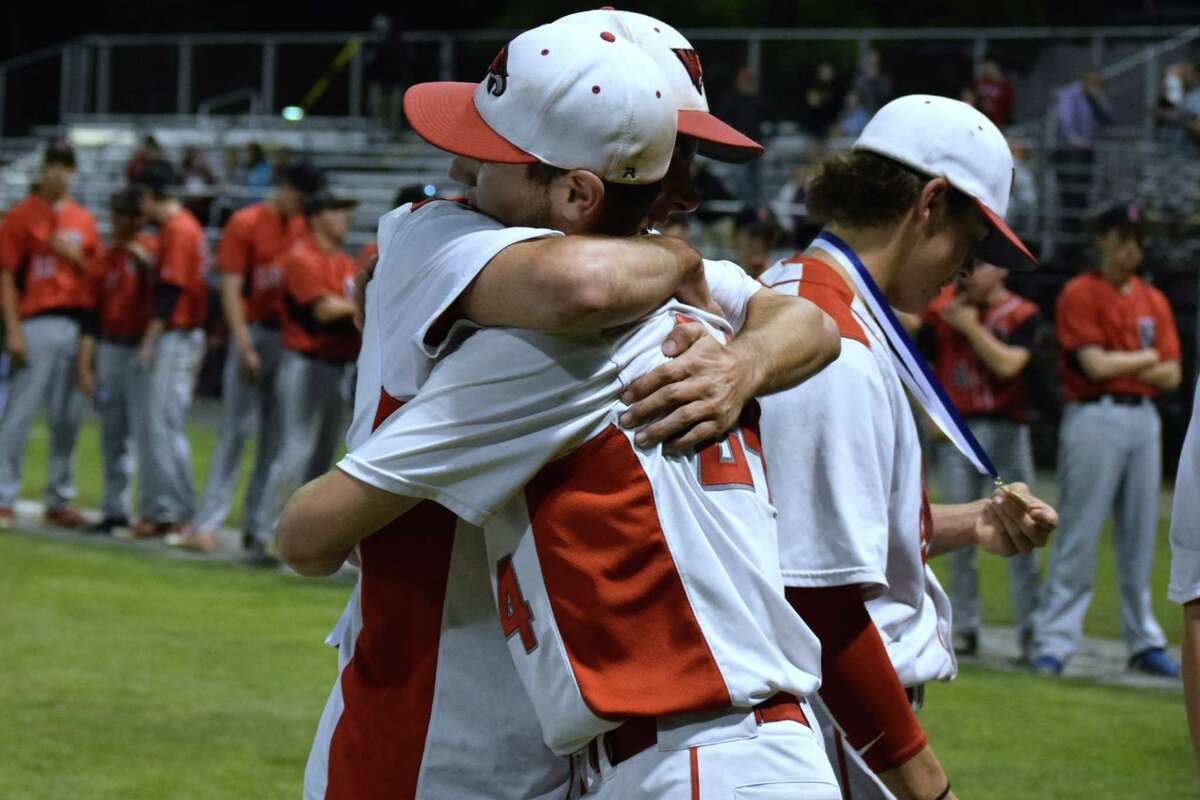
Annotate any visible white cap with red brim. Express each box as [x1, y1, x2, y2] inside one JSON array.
[[403, 21, 677, 185], [557, 8, 763, 163], [853, 94, 1039, 271]]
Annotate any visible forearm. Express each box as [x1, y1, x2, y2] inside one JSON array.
[[141, 318, 166, 350], [927, 500, 990, 558], [219, 274, 252, 350], [1139, 360, 1182, 391], [461, 234, 701, 333], [962, 324, 1029, 381], [78, 335, 96, 369], [312, 295, 359, 325], [880, 747, 956, 800], [1077, 346, 1159, 381], [728, 291, 840, 396], [276, 468, 419, 576], [1185, 601, 1200, 771]]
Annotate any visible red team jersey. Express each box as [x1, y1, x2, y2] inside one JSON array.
[[923, 285, 1040, 422], [281, 235, 359, 362], [97, 233, 159, 341], [156, 208, 209, 330], [0, 195, 101, 317], [1056, 271, 1180, 402], [218, 202, 307, 325]]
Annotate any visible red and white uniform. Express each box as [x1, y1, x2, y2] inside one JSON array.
[[218, 202, 307, 326], [156, 208, 209, 330], [96, 233, 158, 341], [306, 198, 785, 800], [0, 194, 101, 317], [341, 301, 833, 796], [281, 235, 360, 362], [759, 257, 955, 798]]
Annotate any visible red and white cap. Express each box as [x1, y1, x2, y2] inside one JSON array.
[[403, 22, 677, 184], [557, 9, 763, 163], [854, 94, 1039, 271]]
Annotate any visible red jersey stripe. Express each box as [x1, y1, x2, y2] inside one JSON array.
[[765, 257, 869, 348], [524, 425, 730, 719]]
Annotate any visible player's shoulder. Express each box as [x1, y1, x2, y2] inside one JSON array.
[[3, 194, 40, 224], [226, 202, 266, 228], [760, 255, 868, 347]]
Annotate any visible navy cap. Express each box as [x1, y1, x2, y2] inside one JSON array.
[[1092, 202, 1144, 237]]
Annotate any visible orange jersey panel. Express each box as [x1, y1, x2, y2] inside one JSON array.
[[1056, 271, 1180, 400], [0, 195, 101, 317], [217, 202, 307, 325], [97, 232, 158, 340], [281, 236, 360, 362], [157, 209, 209, 330]]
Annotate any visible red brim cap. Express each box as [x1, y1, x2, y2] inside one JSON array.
[[403, 82, 537, 164], [678, 109, 763, 164], [974, 198, 1039, 272]]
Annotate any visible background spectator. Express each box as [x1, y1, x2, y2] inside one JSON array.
[[975, 59, 1016, 127], [180, 146, 216, 225], [732, 205, 782, 279], [244, 142, 273, 203], [802, 61, 843, 138], [1154, 61, 1200, 148], [717, 66, 768, 204], [1054, 70, 1116, 241], [851, 48, 893, 113], [831, 90, 871, 139], [125, 135, 163, 184]]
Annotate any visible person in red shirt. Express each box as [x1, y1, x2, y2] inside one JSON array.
[[180, 162, 325, 554], [0, 140, 101, 528], [249, 190, 359, 566], [1032, 202, 1183, 678], [128, 160, 210, 539], [77, 187, 157, 534], [974, 59, 1014, 128], [921, 262, 1044, 660]]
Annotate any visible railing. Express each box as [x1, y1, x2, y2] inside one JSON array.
[[196, 87, 261, 117], [2, 26, 1199, 136]]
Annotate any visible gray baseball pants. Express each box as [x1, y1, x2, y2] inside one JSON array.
[[251, 350, 351, 543], [133, 328, 204, 524], [191, 323, 283, 537], [0, 315, 85, 510], [94, 340, 139, 519], [936, 417, 1041, 650], [1033, 398, 1168, 661]]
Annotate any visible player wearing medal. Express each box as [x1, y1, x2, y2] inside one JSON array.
[[757, 96, 1058, 800]]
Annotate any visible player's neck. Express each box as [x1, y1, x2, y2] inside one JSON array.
[[36, 186, 67, 206], [312, 229, 340, 253], [1099, 263, 1132, 289], [811, 222, 909, 303]]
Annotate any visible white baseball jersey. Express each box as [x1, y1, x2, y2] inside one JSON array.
[[758, 256, 956, 688], [1170, 378, 1200, 605], [307, 198, 766, 799], [341, 299, 823, 757]]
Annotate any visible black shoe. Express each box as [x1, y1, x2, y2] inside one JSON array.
[[244, 538, 280, 569], [953, 630, 979, 657], [86, 516, 129, 535]]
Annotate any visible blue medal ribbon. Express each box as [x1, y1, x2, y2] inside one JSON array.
[[811, 231, 999, 480]]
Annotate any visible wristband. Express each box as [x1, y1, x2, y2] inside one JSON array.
[[934, 783, 951, 800]]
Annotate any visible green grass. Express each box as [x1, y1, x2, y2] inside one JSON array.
[[0, 532, 346, 800], [0, 532, 1192, 800], [929, 489, 1183, 646]]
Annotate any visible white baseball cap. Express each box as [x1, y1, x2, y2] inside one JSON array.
[[403, 22, 677, 184], [853, 95, 1038, 271], [557, 9, 762, 163]]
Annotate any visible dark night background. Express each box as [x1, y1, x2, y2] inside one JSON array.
[[5, 1, 1200, 62]]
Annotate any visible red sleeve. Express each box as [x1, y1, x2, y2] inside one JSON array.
[[0, 208, 25, 273], [284, 249, 326, 306], [356, 241, 378, 271], [786, 585, 928, 774], [217, 211, 253, 275], [1056, 281, 1106, 352], [1153, 289, 1181, 362], [157, 221, 195, 289]]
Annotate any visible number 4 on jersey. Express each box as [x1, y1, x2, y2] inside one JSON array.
[[496, 555, 538, 653]]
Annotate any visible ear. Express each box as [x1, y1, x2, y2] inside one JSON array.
[[554, 170, 606, 228], [915, 177, 950, 232]]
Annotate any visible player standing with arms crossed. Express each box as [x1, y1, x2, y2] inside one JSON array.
[[0, 140, 100, 529], [247, 190, 360, 565], [1031, 202, 1182, 678], [179, 163, 323, 553], [129, 161, 209, 539], [754, 96, 1057, 800], [77, 187, 157, 533], [922, 262, 1044, 660]]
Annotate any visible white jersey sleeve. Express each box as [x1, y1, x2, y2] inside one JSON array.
[[760, 343, 893, 595], [340, 304, 712, 526], [703, 258, 761, 334], [1170, 379, 1200, 604]]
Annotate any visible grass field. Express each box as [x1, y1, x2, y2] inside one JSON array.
[[1, 414, 1195, 798]]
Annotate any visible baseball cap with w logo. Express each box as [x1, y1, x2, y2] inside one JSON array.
[[403, 21, 677, 184], [557, 9, 763, 163]]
